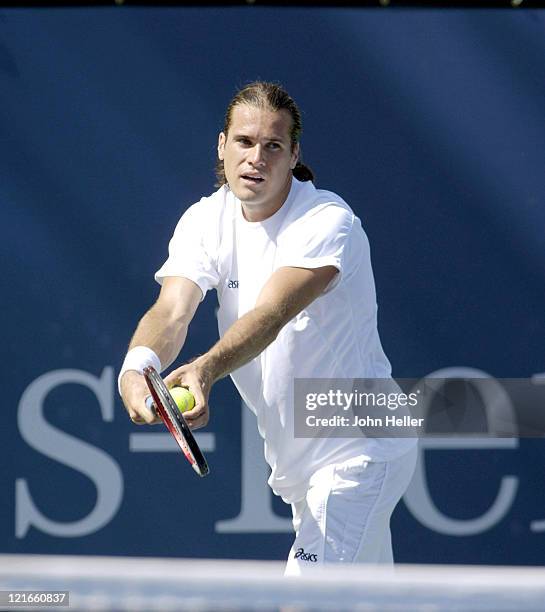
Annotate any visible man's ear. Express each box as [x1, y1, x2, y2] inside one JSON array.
[[291, 142, 300, 169], [218, 132, 226, 161]]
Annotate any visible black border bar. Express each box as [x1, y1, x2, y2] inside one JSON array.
[[0, 1, 543, 8]]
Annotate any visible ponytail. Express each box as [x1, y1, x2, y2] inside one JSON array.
[[292, 162, 314, 182]]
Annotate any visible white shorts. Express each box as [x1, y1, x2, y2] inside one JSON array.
[[284, 445, 417, 576]]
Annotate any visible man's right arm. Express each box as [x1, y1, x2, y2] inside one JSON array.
[[119, 276, 202, 424]]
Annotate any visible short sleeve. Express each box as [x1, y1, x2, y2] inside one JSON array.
[[155, 202, 220, 300], [276, 203, 354, 293]]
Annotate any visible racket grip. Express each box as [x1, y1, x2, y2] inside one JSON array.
[[145, 395, 157, 414]]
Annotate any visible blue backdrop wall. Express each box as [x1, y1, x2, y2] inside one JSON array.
[[2, 7, 545, 565]]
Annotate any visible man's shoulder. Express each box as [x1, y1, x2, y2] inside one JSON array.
[[172, 185, 234, 252], [287, 180, 355, 228], [185, 184, 233, 219]]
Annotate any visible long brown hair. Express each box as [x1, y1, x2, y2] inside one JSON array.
[[215, 81, 314, 188]]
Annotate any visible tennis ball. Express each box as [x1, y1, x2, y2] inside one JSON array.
[[170, 386, 195, 413]]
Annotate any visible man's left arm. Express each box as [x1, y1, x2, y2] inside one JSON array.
[[164, 265, 338, 429]]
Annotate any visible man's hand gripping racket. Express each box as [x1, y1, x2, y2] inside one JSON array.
[[143, 366, 209, 477]]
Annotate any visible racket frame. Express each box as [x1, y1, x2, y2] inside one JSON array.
[[143, 366, 209, 477]]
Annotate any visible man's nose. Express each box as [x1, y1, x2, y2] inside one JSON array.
[[249, 144, 265, 166]]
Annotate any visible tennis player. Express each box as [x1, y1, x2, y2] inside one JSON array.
[[119, 81, 417, 574]]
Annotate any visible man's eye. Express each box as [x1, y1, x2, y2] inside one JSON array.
[[267, 142, 280, 150], [238, 138, 251, 145]]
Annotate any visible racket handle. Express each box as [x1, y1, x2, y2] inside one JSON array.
[[145, 395, 157, 414]]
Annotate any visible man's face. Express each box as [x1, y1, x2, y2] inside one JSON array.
[[218, 104, 299, 221]]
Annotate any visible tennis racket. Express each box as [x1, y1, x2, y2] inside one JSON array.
[[143, 365, 209, 477]]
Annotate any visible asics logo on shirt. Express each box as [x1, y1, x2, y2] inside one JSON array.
[[294, 548, 318, 562], [227, 279, 239, 288]]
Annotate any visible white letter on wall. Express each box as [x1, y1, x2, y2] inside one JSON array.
[[16, 367, 123, 538]]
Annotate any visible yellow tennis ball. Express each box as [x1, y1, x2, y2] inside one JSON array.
[[170, 386, 195, 413]]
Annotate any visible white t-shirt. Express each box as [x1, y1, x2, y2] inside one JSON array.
[[156, 178, 417, 503]]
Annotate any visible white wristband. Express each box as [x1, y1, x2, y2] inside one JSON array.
[[118, 346, 162, 396]]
